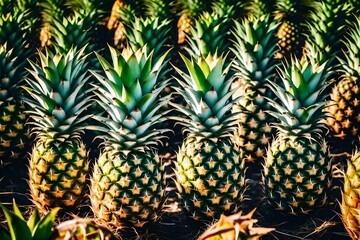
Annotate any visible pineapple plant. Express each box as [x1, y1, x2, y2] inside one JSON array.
[[171, 53, 246, 220], [107, 0, 144, 48], [243, 0, 275, 18], [274, 0, 314, 61], [22, 46, 93, 212], [263, 54, 333, 215], [38, 0, 74, 47], [124, 16, 172, 63], [185, 11, 231, 59], [176, 0, 212, 44], [324, 16, 360, 144], [231, 14, 280, 164], [143, 0, 175, 21], [341, 149, 360, 240], [211, 0, 244, 20], [0, 200, 117, 240], [305, 0, 353, 68], [89, 46, 171, 228], [0, 200, 59, 240], [198, 209, 275, 240]]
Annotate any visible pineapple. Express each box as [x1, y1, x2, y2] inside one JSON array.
[[341, 149, 360, 240], [171, 53, 246, 220], [198, 209, 275, 240], [89, 46, 170, 228], [231, 15, 280, 164], [324, 16, 360, 143], [274, 0, 314, 61], [176, 0, 212, 44], [23, 46, 93, 212], [263, 54, 333, 215]]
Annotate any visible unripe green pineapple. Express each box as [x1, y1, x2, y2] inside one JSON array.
[[23, 46, 93, 212], [171, 53, 246, 220], [89, 46, 171, 228], [263, 54, 333, 215]]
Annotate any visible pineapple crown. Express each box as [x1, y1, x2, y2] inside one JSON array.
[[90, 45, 171, 151], [305, 0, 353, 64], [243, 0, 276, 18], [231, 14, 280, 89], [50, 11, 94, 55], [23, 46, 94, 143], [124, 16, 172, 63], [185, 11, 230, 59], [177, 0, 212, 16], [0, 43, 28, 102], [143, 0, 175, 20], [266, 55, 331, 140], [0, 10, 33, 61], [274, 0, 313, 19], [338, 16, 360, 78], [211, 0, 244, 19], [171, 53, 241, 140]]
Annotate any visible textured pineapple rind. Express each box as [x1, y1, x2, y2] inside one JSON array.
[[325, 77, 360, 140], [29, 139, 89, 212], [90, 149, 166, 227], [176, 138, 245, 220], [263, 137, 332, 215], [0, 101, 30, 164], [341, 151, 360, 240], [233, 92, 274, 163]]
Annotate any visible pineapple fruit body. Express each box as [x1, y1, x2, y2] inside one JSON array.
[[264, 136, 331, 214], [326, 77, 360, 141], [0, 99, 29, 165], [341, 150, 360, 239], [176, 138, 245, 220], [29, 140, 89, 212], [232, 89, 274, 164], [90, 148, 166, 228]]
